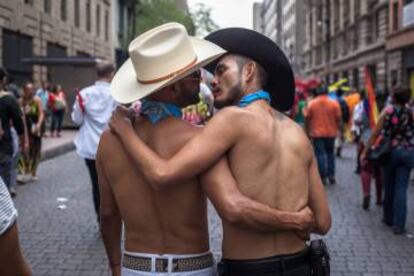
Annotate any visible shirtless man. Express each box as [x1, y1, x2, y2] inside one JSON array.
[[110, 28, 331, 275], [99, 23, 315, 276]]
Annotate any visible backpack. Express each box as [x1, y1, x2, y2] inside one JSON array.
[[338, 98, 350, 123]]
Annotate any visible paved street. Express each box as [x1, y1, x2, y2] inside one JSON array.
[[12, 145, 414, 276]]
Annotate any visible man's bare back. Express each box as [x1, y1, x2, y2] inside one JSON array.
[[98, 117, 209, 255], [221, 101, 314, 259]]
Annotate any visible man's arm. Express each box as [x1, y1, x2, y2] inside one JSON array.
[[9, 96, 28, 153], [71, 91, 85, 125], [8, 96, 24, 135], [200, 156, 314, 233], [308, 154, 331, 234], [110, 106, 241, 189], [96, 149, 122, 276]]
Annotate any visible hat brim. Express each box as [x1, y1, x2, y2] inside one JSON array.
[[204, 28, 295, 111], [111, 37, 226, 104]]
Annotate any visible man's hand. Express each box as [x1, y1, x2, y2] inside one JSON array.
[[294, 206, 315, 240], [109, 106, 134, 135]]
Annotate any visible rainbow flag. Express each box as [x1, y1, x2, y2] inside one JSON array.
[[364, 66, 379, 130]]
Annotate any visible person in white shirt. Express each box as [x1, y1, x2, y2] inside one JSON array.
[[71, 62, 117, 222]]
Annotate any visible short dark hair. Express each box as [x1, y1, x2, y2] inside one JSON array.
[[0, 67, 8, 81], [96, 62, 115, 78], [316, 85, 328, 95], [392, 86, 411, 105], [22, 82, 33, 90], [233, 55, 268, 87]]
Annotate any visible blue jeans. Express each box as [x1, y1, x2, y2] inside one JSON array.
[[382, 148, 414, 231], [313, 137, 336, 179], [51, 109, 65, 134]]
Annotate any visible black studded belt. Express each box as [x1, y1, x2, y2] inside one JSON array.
[[122, 252, 214, 273]]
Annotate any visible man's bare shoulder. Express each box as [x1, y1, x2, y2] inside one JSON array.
[[276, 111, 314, 163], [97, 129, 123, 157], [155, 117, 201, 144], [208, 106, 248, 127]]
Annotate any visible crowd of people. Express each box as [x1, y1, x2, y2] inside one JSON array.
[[290, 82, 414, 235], [0, 68, 68, 197]]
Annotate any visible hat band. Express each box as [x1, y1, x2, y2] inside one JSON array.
[[137, 57, 197, 84]]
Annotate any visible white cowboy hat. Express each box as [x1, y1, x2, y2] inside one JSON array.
[[111, 22, 226, 104]]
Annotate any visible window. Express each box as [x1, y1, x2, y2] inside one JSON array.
[[343, 31, 348, 56], [353, 68, 359, 89], [75, 0, 80, 28], [393, 2, 399, 31], [61, 0, 67, 21], [86, 0, 91, 32], [374, 11, 380, 41], [105, 9, 109, 41], [44, 0, 51, 14], [368, 64, 377, 86], [342, 71, 349, 81], [343, 0, 350, 26], [47, 43, 67, 58], [24, 0, 33, 5], [352, 27, 359, 51], [334, 0, 340, 33], [354, 0, 360, 19], [391, 70, 398, 86], [366, 16, 373, 45], [2, 30, 33, 83], [96, 4, 101, 36]]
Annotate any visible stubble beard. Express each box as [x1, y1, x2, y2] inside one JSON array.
[[214, 81, 243, 109]]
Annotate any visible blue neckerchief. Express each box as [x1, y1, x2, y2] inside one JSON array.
[[140, 100, 182, 124], [237, 90, 271, 108]]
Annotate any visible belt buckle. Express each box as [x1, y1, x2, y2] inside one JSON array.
[[155, 257, 169, 273]]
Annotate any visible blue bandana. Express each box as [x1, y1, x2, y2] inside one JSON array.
[[140, 100, 182, 124], [238, 90, 271, 108]]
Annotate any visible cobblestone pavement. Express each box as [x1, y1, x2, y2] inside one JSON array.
[[13, 145, 414, 275]]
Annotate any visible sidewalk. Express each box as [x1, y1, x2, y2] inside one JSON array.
[[41, 130, 77, 161]]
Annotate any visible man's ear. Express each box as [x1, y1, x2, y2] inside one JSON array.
[[243, 62, 257, 83]]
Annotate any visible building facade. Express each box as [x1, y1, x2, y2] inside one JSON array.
[[386, 0, 414, 93], [303, 0, 389, 93], [0, 0, 113, 84], [259, 0, 277, 41], [253, 2, 263, 33], [113, 0, 137, 67], [280, 0, 305, 75], [253, 0, 305, 75]]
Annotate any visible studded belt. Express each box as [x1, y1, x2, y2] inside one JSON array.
[[122, 252, 214, 273]]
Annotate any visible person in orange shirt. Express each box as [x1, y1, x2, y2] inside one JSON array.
[[305, 85, 341, 185]]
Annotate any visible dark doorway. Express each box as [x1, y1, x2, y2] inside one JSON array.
[[2, 30, 33, 84]]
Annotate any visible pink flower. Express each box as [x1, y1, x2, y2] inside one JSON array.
[[391, 116, 399, 125], [131, 100, 142, 114]]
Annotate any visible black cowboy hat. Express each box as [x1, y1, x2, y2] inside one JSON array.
[[204, 28, 295, 111]]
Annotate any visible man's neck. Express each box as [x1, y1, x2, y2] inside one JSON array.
[[241, 86, 263, 97], [97, 78, 110, 83]]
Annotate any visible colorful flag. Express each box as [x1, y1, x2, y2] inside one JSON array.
[[364, 66, 379, 130]]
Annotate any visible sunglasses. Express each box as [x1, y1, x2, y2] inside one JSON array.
[[184, 69, 201, 80]]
